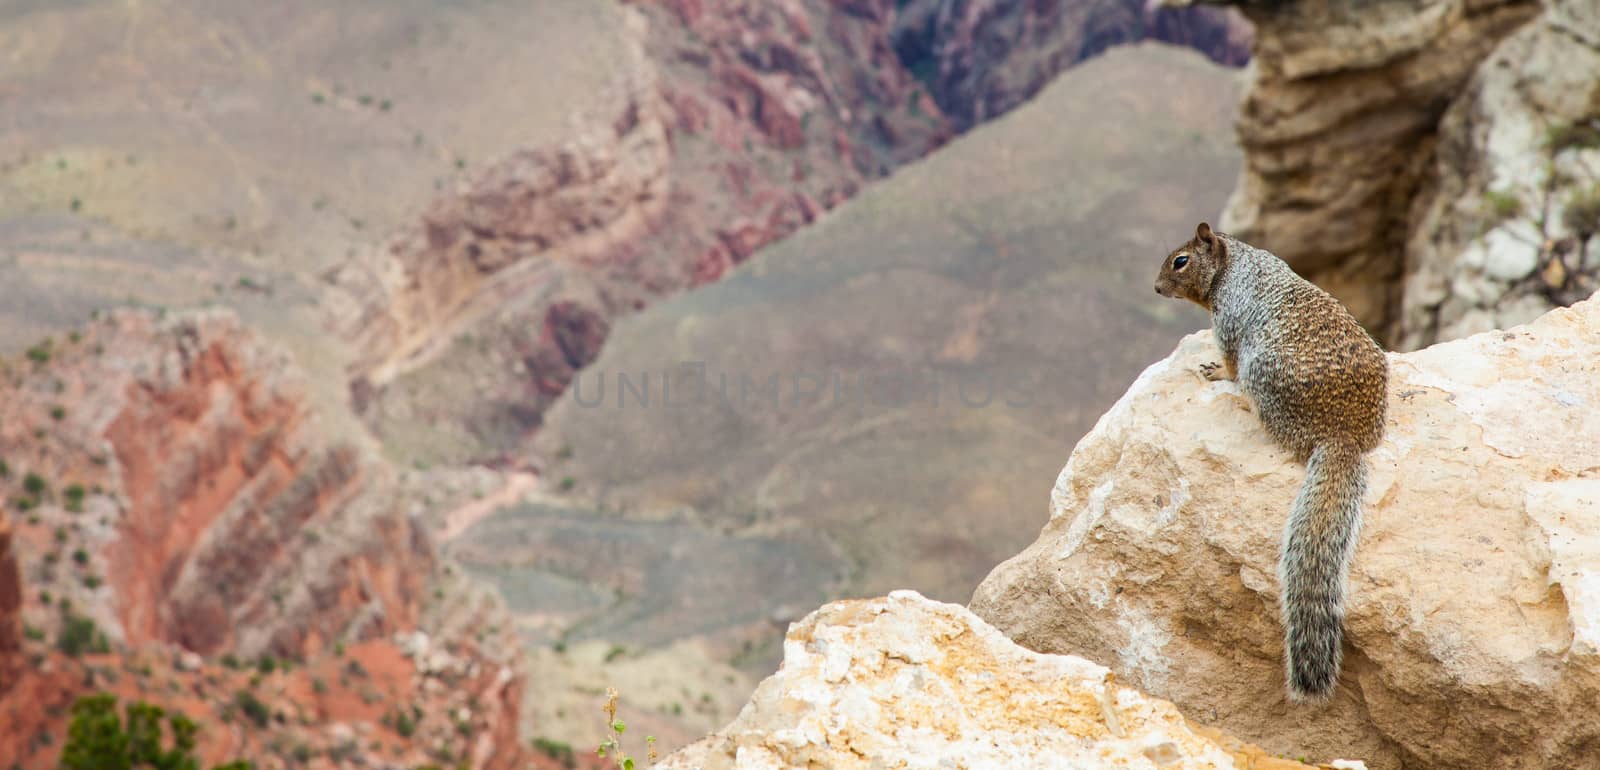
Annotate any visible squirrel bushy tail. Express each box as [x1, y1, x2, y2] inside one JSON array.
[[1278, 441, 1366, 701]]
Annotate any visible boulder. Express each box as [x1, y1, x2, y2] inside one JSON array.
[[970, 296, 1600, 769], [659, 591, 1337, 769]]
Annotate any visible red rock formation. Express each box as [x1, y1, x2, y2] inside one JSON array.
[[0, 309, 430, 659], [0, 309, 529, 768]]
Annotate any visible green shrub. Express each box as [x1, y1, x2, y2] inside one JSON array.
[[393, 709, 416, 738], [58, 693, 252, 770], [65, 484, 86, 513], [23, 472, 47, 497], [57, 614, 110, 657], [233, 691, 270, 728]]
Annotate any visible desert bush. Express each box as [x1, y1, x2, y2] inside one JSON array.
[[58, 693, 253, 770]]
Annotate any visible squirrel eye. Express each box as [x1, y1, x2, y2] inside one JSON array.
[[1173, 255, 1189, 269]]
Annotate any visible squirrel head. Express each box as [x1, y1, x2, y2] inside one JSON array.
[[1155, 222, 1229, 310]]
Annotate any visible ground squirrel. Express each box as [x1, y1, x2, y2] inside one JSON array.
[[1154, 222, 1388, 702]]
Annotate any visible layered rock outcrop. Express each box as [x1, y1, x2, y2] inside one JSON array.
[[660, 591, 1331, 769], [0, 309, 431, 658], [970, 296, 1600, 769], [0, 309, 528, 770], [1200, 0, 1600, 347]]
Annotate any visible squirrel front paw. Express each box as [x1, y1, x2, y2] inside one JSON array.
[[1200, 361, 1233, 382]]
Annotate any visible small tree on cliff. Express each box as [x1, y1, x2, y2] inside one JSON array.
[[58, 693, 253, 770]]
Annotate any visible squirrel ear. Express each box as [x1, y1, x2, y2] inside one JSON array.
[[1195, 222, 1214, 245]]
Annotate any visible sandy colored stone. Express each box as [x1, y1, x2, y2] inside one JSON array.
[[659, 591, 1336, 769], [971, 296, 1600, 769]]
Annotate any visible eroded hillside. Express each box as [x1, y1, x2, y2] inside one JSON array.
[[0, 311, 528, 770]]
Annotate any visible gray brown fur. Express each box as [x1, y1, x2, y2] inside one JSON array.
[[1154, 223, 1387, 702]]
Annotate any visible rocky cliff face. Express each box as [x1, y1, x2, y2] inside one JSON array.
[[894, 0, 1253, 129], [1209, 0, 1600, 347], [1397, 0, 1600, 348], [658, 592, 1331, 769], [0, 309, 528, 770], [970, 295, 1600, 769]]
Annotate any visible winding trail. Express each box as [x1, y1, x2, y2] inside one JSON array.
[[435, 471, 539, 543]]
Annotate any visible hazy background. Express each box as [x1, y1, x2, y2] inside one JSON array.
[[0, 0, 1258, 765]]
